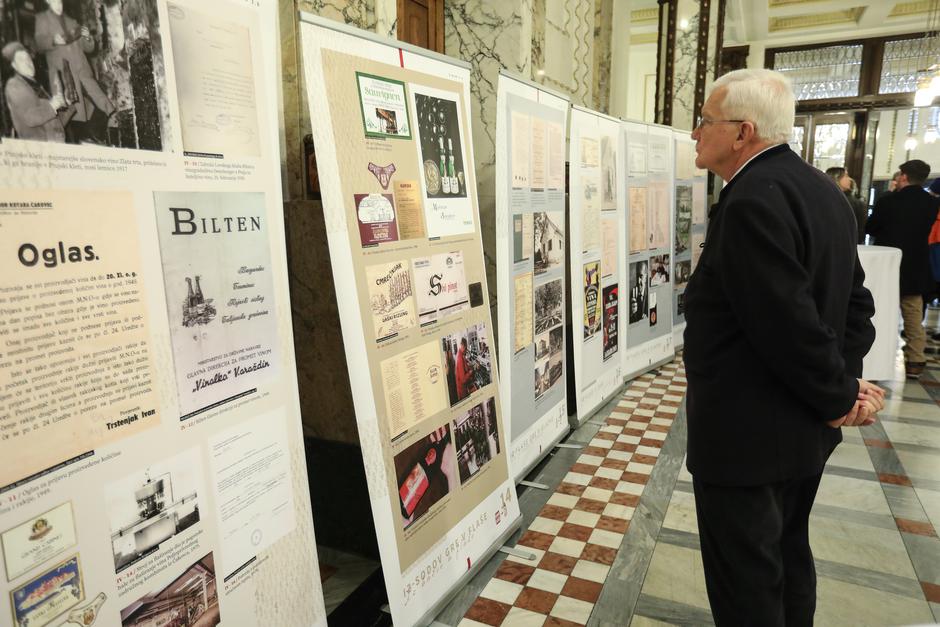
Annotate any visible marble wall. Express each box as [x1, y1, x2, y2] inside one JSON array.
[[279, 0, 395, 443], [444, 0, 605, 345], [593, 0, 614, 113], [671, 0, 699, 131]]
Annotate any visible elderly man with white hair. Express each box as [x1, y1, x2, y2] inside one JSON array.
[[682, 68, 886, 625]]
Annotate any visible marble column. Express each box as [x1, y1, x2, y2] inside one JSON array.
[[607, 0, 633, 120], [656, 0, 725, 129], [594, 0, 614, 113]]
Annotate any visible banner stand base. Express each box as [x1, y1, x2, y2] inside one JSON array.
[[417, 514, 525, 626], [571, 382, 627, 430], [513, 427, 573, 485], [586, 419, 607, 426], [554, 443, 582, 450], [623, 354, 676, 385], [518, 480, 550, 490], [498, 545, 538, 560]]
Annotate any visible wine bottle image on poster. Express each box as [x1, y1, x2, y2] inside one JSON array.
[[411, 85, 474, 237], [153, 191, 279, 420], [0, 189, 160, 488]]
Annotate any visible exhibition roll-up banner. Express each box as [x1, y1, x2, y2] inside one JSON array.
[[569, 106, 626, 426], [299, 15, 522, 626], [622, 121, 675, 379], [0, 1, 326, 626], [495, 72, 571, 483], [672, 130, 707, 348]]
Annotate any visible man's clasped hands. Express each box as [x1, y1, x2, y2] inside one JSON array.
[[827, 379, 887, 428]]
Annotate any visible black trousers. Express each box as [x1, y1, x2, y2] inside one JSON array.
[[693, 472, 824, 627]]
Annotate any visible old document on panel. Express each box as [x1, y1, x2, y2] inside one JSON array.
[[168, 3, 261, 157]]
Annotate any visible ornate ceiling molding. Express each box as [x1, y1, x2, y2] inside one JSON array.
[[769, 7, 865, 31], [890, 1, 933, 17], [631, 7, 660, 24]]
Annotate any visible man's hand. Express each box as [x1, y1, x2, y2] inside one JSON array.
[[81, 26, 91, 39], [53, 33, 66, 45], [857, 378, 886, 412], [49, 93, 65, 110]]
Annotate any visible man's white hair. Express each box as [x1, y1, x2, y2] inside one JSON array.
[[707, 69, 795, 144]]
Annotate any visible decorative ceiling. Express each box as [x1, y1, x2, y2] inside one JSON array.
[[724, 0, 938, 46]]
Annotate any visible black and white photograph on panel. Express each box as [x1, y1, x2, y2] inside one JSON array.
[[675, 184, 693, 254], [414, 92, 467, 198], [441, 323, 492, 406], [534, 278, 563, 334], [675, 259, 692, 288], [549, 325, 563, 356], [105, 448, 203, 573], [628, 259, 649, 324], [534, 329, 551, 360], [453, 396, 499, 484], [649, 253, 670, 287], [534, 349, 563, 400], [120, 552, 220, 627], [533, 210, 564, 275], [0, 0, 172, 149]]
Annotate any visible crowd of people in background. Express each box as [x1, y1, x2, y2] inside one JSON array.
[[831, 159, 940, 379]]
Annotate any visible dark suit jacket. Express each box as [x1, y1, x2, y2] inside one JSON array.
[[866, 185, 939, 295], [683, 144, 875, 486]]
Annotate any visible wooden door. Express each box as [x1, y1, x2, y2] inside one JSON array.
[[397, 0, 444, 53]]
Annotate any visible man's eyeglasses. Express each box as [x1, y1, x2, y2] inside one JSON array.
[[695, 116, 745, 129]]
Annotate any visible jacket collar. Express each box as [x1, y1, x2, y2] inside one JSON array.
[[717, 143, 791, 205]]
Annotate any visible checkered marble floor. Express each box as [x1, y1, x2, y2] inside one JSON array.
[[626, 346, 940, 625], [458, 362, 686, 627], [445, 336, 940, 626]]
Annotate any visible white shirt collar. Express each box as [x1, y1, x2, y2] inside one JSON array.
[[725, 143, 784, 183]]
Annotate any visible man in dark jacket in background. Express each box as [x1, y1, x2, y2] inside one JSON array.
[[685, 68, 884, 626], [866, 159, 939, 379]]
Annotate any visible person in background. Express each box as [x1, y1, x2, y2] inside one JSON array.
[[685, 68, 883, 625], [455, 337, 472, 400], [889, 170, 902, 192], [866, 159, 939, 379], [34, 0, 116, 143], [2, 41, 74, 141], [826, 166, 867, 244]]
